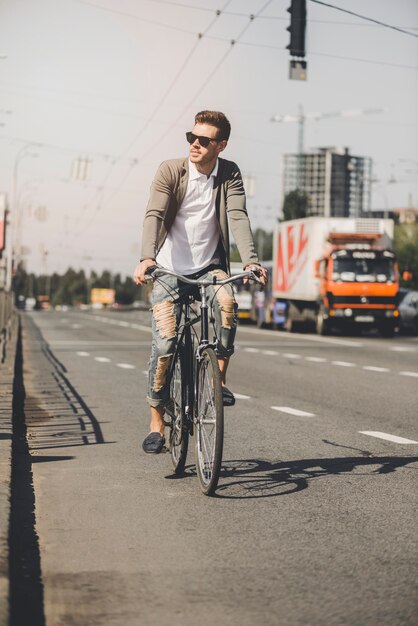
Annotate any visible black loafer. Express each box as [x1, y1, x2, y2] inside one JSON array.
[[142, 432, 165, 454], [222, 387, 235, 407]]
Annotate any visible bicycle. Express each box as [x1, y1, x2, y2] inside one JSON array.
[[146, 266, 261, 495]]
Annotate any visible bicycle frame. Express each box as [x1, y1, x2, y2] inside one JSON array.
[[164, 283, 218, 435], [148, 266, 260, 430]]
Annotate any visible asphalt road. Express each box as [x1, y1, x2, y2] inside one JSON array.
[[15, 309, 418, 626]]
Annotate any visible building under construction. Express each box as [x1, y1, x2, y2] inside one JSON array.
[[282, 147, 372, 218]]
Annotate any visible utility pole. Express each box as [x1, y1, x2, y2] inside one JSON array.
[[5, 145, 38, 290]]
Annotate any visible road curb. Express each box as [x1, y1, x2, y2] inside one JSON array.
[[0, 312, 18, 626]]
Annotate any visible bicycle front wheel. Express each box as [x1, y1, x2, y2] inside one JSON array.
[[194, 347, 224, 495], [169, 346, 189, 474]]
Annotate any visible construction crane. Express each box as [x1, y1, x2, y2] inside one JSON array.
[[271, 105, 384, 154], [271, 105, 384, 189]]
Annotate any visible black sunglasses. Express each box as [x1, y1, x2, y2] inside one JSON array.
[[186, 131, 221, 148]]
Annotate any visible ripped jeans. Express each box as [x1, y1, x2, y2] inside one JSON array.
[[147, 266, 237, 408]]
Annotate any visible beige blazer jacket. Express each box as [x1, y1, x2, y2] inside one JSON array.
[[140, 157, 259, 272]]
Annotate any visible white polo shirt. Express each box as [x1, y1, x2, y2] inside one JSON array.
[[156, 159, 220, 274]]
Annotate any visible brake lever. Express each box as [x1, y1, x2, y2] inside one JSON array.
[[247, 266, 263, 284], [144, 265, 158, 281]]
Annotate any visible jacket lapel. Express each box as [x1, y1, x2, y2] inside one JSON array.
[[176, 158, 189, 206], [212, 158, 224, 220]]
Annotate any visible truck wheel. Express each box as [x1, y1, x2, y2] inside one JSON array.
[[316, 308, 329, 336]]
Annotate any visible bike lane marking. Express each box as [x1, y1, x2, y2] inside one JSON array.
[[399, 371, 418, 378], [359, 431, 418, 445], [332, 360, 356, 367], [271, 406, 315, 417], [389, 346, 416, 352]]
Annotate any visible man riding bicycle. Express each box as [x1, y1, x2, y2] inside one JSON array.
[[134, 110, 267, 454]]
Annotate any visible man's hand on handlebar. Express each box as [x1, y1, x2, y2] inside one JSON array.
[[243, 264, 268, 286], [133, 258, 156, 286]]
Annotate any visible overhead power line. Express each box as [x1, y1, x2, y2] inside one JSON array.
[[70, 0, 193, 34], [123, 0, 418, 30], [66, 0, 235, 243], [225, 40, 418, 71], [69, 0, 274, 243], [309, 0, 418, 38]]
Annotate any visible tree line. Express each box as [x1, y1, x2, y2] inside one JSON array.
[[13, 265, 145, 307]]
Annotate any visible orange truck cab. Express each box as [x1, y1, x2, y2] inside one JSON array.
[[316, 233, 399, 336], [272, 217, 399, 337]]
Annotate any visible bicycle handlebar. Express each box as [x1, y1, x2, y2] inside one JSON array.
[[145, 266, 262, 286]]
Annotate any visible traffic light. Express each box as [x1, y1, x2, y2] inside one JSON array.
[[287, 0, 306, 58]]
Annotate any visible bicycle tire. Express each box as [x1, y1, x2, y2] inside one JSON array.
[[194, 347, 224, 495], [168, 345, 189, 474]]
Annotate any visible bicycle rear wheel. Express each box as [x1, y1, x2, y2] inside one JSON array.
[[168, 346, 189, 474], [194, 347, 224, 495]]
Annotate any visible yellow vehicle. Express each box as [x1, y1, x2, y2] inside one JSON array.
[[36, 295, 51, 310], [90, 288, 115, 306]]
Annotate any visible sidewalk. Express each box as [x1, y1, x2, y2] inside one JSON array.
[[0, 312, 18, 626]]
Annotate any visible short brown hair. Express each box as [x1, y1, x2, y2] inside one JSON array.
[[195, 110, 231, 141]]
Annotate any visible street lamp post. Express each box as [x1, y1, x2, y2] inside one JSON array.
[[5, 145, 38, 290]]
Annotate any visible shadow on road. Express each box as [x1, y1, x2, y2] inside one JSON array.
[[210, 454, 418, 499], [8, 315, 110, 626], [23, 314, 107, 451]]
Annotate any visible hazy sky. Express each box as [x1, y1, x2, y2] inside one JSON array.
[[1, 0, 417, 276]]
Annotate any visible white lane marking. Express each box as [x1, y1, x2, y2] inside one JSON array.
[[240, 325, 363, 347], [390, 346, 416, 352], [142, 370, 148, 376], [305, 356, 327, 363], [399, 371, 418, 378], [234, 393, 251, 400], [76, 351, 90, 357], [129, 323, 152, 332], [51, 340, 150, 346], [244, 347, 260, 353], [95, 357, 111, 363], [71, 324, 82, 329], [116, 363, 136, 369], [332, 360, 355, 367], [271, 406, 315, 417], [78, 313, 151, 333], [262, 350, 279, 355], [283, 353, 301, 359], [359, 431, 418, 445], [363, 366, 390, 373]]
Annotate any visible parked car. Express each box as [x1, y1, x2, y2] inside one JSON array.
[[398, 290, 418, 334]]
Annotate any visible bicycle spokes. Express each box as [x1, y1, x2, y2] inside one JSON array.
[[195, 349, 223, 494]]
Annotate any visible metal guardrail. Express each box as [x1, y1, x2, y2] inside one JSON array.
[[0, 290, 14, 361]]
